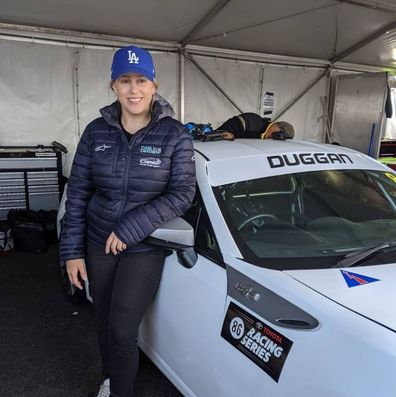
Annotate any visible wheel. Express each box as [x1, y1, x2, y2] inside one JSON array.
[[237, 214, 279, 231], [59, 259, 88, 304]]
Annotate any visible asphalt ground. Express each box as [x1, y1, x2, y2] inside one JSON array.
[[0, 244, 182, 397]]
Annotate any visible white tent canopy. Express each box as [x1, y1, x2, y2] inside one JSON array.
[[2, 0, 396, 68], [0, 0, 395, 173]]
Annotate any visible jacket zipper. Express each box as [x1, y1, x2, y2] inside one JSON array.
[[114, 118, 159, 224], [112, 135, 120, 173], [115, 135, 136, 223]]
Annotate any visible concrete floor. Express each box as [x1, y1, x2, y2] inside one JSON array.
[[0, 244, 182, 397]]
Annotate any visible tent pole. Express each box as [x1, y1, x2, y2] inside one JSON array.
[[73, 49, 82, 138], [272, 67, 330, 121], [178, 51, 185, 123], [338, 0, 396, 13], [189, 4, 336, 45], [181, 0, 231, 46], [184, 52, 244, 113], [0, 23, 179, 50], [330, 20, 396, 63], [0, 23, 390, 73], [256, 66, 265, 114]]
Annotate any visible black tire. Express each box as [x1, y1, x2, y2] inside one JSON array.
[[59, 260, 88, 305]]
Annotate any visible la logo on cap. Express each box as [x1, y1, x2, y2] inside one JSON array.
[[128, 51, 139, 64]]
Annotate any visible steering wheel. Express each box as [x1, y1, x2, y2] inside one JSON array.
[[237, 214, 278, 231]]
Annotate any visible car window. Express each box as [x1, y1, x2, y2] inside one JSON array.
[[183, 189, 223, 266], [183, 190, 200, 230], [195, 207, 221, 256], [214, 169, 396, 269]]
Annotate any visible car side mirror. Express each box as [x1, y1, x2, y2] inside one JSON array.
[[145, 217, 197, 269]]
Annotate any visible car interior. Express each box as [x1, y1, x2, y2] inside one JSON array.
[[216, 170, 396, 260]]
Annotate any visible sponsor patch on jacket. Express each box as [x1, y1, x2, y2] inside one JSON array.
[[140, 145, 162, 155], [221, 302, 293, 382], [95, 144, 112, 152], [140, 157, 162, 168]]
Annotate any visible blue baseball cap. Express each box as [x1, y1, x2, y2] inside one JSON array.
[[111, 45, 156, 81]]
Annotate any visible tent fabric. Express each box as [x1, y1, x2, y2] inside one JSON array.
[[1, 1, 396, 172], [185, 56, 261, 127], [1, 0, 396, 68], [260, 65, 327, 142], [0, 38, 372, 175], [0, 40, 76, 173]]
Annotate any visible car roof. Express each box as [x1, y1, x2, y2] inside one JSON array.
[[193, 139, 359, 161], [193, 138, 389, 186]]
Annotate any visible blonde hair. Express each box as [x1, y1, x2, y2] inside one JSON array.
[[109, 77, 159, 91]]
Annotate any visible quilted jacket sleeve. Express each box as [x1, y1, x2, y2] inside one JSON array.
[[113, 130, 196, 246], [60, 128, 94, 261]]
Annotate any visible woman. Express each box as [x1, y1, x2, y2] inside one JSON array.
[[60, 45, 196, 397]]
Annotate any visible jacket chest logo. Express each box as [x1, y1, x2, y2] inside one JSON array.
[[140, 158, 162, 168], [140, 145, 162, 155], [95, 144, 112, 152]]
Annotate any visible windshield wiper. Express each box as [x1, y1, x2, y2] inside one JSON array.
[[334, 238, 396, 268]]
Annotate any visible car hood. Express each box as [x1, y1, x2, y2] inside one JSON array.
[[284, 263, 396, 332]]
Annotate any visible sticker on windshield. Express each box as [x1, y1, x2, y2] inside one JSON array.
[[384, 172, 396, 184], [221, 302, 293, 382], [340, 270, 380, 288]]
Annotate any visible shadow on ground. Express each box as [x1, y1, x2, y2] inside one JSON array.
[[0, 244, 182, 397]]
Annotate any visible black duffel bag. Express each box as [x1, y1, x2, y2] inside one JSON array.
[[7, 209, 48, 253], [37, 209, 58, 244], [0, 221, 14, 254]]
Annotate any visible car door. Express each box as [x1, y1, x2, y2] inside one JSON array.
[[139, 191, 228, 397]]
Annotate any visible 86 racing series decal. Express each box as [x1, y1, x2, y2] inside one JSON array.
[[221, 302, 293, 382]]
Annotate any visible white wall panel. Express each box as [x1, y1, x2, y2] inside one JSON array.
[[152, 52, 179, 117], [0, 40, 76, 173], [76, 47, 115, 138], [260, 65, 328, 142], [185, 56, 261, 128]]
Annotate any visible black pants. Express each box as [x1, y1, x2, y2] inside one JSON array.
[[86, 242, 165, 397]]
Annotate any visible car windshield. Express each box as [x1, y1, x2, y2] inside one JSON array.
[[214, 169, 396, 269]]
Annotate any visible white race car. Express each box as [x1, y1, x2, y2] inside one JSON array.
[[59, 139, 396, 397]]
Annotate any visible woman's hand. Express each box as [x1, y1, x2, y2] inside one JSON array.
[[105, 232, 127, 255], [66, 259, 87, 290]]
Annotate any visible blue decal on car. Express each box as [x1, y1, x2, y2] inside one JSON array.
[[340, 270, 380, 288]]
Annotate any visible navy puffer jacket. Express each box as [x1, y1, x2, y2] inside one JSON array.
[[60, 94, 196, 261]]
